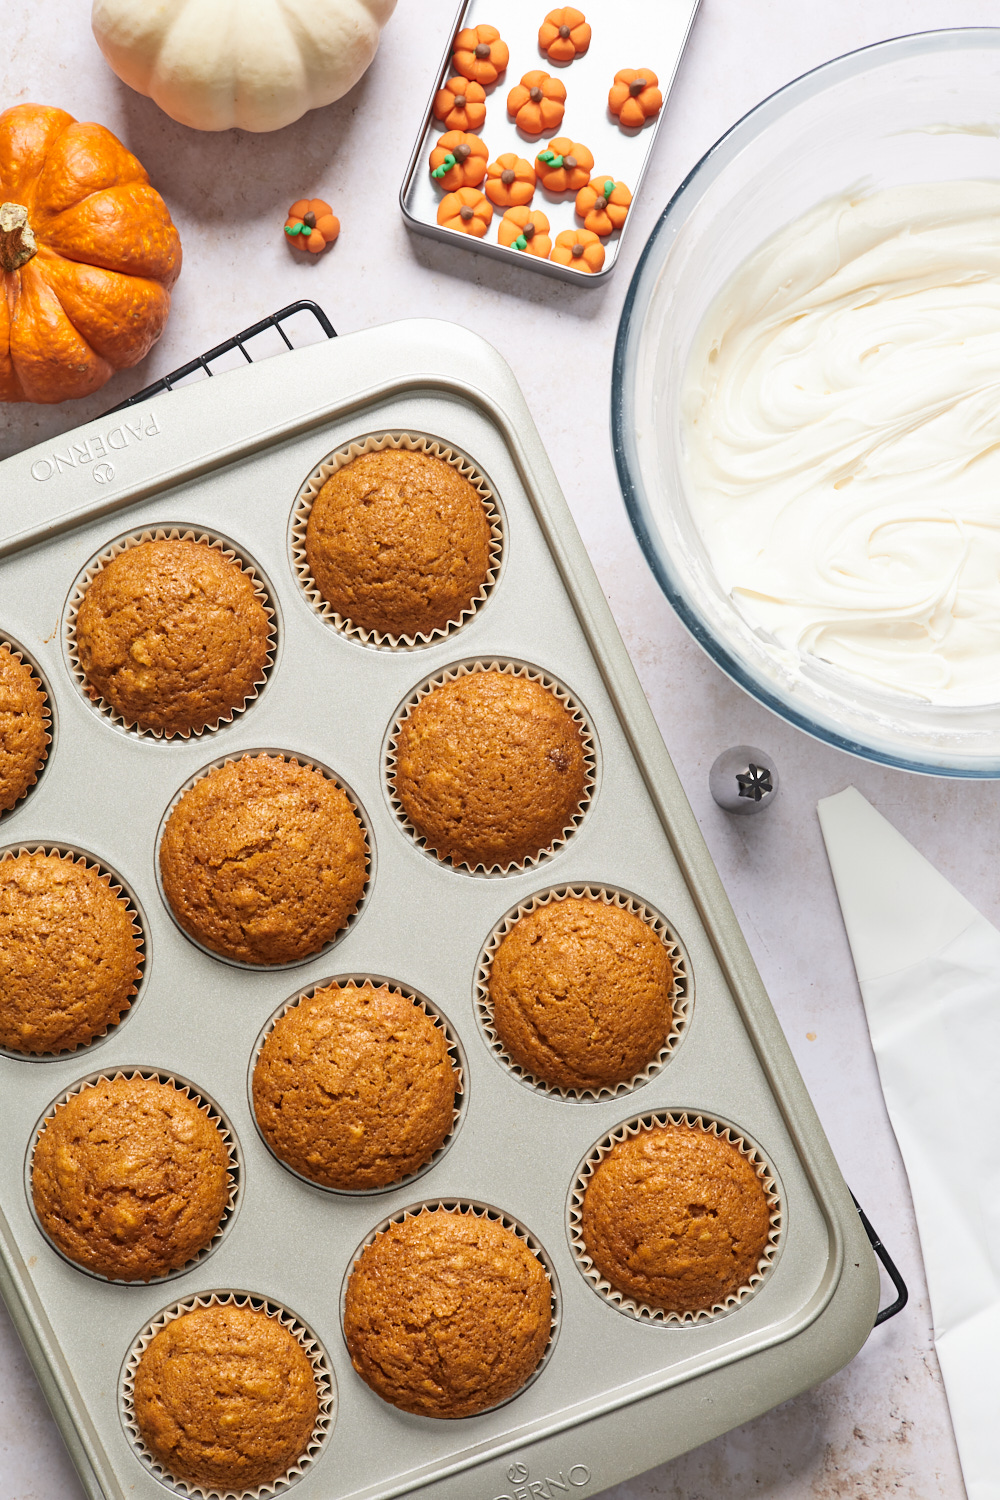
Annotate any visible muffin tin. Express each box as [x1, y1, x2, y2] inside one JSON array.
[[400, 0, 702, 283], [0, 321, 878, 1500]]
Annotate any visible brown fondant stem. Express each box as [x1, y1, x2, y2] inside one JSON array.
[[0, 202, 38, 273]]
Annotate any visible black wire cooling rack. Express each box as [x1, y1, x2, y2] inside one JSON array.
[[104, 300, 337, 414]]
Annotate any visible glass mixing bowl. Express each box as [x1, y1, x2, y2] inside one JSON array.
[[613, 29, 1000, 776]]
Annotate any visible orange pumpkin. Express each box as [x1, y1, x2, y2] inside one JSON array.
[[437, 187, 493, 237], [429, 131, 489, 191], [552, 228, 604, 273], [432, 76, 487, 133], [0, 104, 181, 405], [284, 198, 339, 253], [484, 153, 535, 209], [538, 7, 591, 62], [452, 25, 509, 87], [506, 71, 566, 135], [609, 68, 663, 128], [575, 175, 631, 235], [534, 137, 593, 193], [498, 206, 551, 259]]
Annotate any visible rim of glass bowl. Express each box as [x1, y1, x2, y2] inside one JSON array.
[[612, 28, 1000, 779]]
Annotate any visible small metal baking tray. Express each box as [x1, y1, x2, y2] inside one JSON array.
[[0, 319, 877, 1500], [400, 0, 701, 283]]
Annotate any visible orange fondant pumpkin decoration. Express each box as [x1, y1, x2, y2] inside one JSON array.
[[437, 187, 493, 237], [498, 206, 551, 259], [484, 154, 535, 209], [452, 25, 509, 87], [609, 68, 663, 129], [284, 199, 339, 253], [429, 131, 489, 191], [575, 175, 631, 235], [552, 228, 604, 273], [432, 76, 487, 133], [506, 71, 566, 135], [0, 104, 181, 405], [538, 7, 591, 62], [534, 137, 593, 193]]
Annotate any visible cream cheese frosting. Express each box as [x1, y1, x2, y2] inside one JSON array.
[[680, 180, 1000, 705]]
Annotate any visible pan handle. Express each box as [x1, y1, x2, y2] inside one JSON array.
[[851, 1192, 908, 1326]]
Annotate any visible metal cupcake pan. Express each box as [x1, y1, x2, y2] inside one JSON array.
[[0, 321, 878, 1500], [400, 0, 702, 284]]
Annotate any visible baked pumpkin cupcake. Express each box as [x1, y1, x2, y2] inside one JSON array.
[[132, 1303, 319, 1492], [392, 669, 589, 870], [488, 896, 675, 1091], [304, 448, 494, 640], [32, 1075, 230, 1281], [159, 755, 367, 966], [73, 537, 271, 736], [344, 1208, 552, 1417], [0, 849, 142, 1055], [0, 644, 48, 813], [580, 1122, 772, 1313], [253, 982, 458, 1190]]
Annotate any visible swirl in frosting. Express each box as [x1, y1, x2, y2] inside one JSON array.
[[681, 181, 1000, 705]]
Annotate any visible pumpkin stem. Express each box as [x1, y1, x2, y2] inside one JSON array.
[[0, 202, 37, 273]]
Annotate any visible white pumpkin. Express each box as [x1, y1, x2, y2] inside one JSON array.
[[91, 0, 397, 133]]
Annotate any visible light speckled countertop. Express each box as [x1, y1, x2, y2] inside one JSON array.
[[2, 2, 995, 1496]]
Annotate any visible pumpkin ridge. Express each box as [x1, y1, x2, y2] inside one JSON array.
[[22, 248, 103, 360], [40, 184, 182, 285], [10, 258, 113, 404], [0, 106, 76, 207], [30, 246, 170, 369]]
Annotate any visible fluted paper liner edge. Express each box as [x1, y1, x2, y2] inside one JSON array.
[[386, 659, 596, 875], [26, 1068, 241, 1285], [0, 844, 145, 1061], [290, 432, 504, 649], [120, 1290, 335, 1498], [65, 528, 277, 741], [249, 977, 465, 1194], [0, 640, 52, 818], [476, 885, 691, 1099], [568, 1111, 783, 1325], [341, 1199, 559, 1416]]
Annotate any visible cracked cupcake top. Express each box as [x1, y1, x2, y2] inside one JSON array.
[[344, 1208, 552, 1417], [159, 755, 367, 965]]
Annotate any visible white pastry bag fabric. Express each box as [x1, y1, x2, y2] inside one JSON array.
[[817, 785, 1000, 1500]]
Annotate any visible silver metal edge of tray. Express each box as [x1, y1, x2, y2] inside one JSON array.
[[0, 319, 879, 1499], [397, 0, 702, 286]]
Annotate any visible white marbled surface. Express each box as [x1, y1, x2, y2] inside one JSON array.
[[4, 1, 999, 1496]]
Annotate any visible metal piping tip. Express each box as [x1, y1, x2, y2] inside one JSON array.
[[709, 746, 779, 814]]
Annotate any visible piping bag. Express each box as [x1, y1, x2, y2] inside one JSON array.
[[818, 786, 1000, 1500]]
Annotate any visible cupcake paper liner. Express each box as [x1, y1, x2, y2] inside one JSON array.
[[154, 750, 373, 971], [0, 637, 53, 820], [475, 885, 691, 1100], [0, 843, 147, 1063], [119, 1290, 335, 1499], [248, 975, 467, 1195], [290, 431, 504, 649], [567, 1110, 784, 1326], [25, 1068, 241, 1285], [64, 527, 278, 741], [385, 658, 597, 876], [340, 1198, 560, 1416]]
